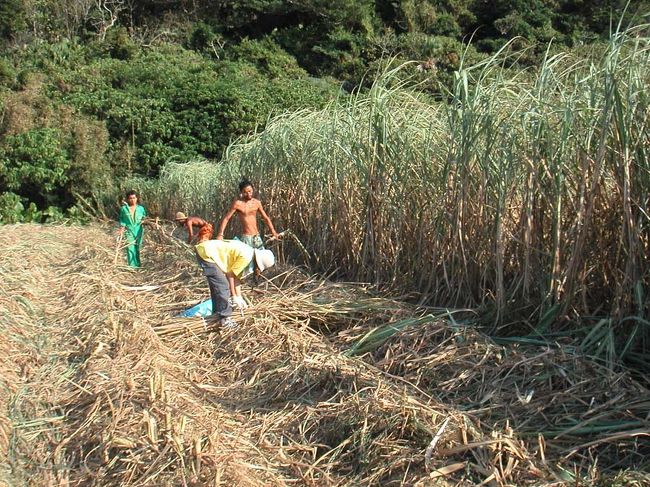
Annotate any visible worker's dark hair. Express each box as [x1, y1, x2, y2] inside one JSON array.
[[238, 179, 253, 192], [125, 190, 137, 198]]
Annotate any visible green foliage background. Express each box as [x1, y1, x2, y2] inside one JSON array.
[[0, 0, 646, 220]]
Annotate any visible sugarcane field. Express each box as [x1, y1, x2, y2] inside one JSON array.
[[1, 5, 650, 486]]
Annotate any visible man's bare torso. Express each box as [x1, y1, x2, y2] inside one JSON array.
[[234, 198, 262, 236], [185, 216, 208, 230]]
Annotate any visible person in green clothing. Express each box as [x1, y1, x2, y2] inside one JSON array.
[[118, 190, 147, 267]]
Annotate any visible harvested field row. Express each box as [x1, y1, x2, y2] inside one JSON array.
[[1, 223, 648, 486]]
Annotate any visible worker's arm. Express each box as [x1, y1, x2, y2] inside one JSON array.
[[118, 206, 129, 235], [225, 272, 239, 297], [186, 221, 194, 244], [258, 204, 279, 239], [216, 202, 238, 240]]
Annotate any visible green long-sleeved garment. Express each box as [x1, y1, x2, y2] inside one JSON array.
[[119, 204, 146, 267]]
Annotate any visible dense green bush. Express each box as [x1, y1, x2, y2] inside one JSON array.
[[207, 0, 375, 35], [59, 42, 336, 176], [0, 0, 25, 41], [0, 58, 16, 87], [310, 28, 369, 80], [0, 128, 69, 202], [0, 192, 25, 223], [0, 34, 338, 215], [65, 116, 113, 203], [189, 22, 218, 53], [0, 63, 114, 208], [227, 37, 309, 79], [0, 191, 83, 223]]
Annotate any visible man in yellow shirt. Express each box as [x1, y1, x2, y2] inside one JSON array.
[[194, 223, 275, 328]]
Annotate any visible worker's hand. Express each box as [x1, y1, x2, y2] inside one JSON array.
[[228, 296, 244, 308], [233, 295, 248, 310], [216, 234, 224, 240]]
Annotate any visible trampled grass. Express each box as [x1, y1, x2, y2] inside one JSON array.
[[1, 223, 648, 485]]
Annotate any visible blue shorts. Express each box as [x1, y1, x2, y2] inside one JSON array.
[[235, 234, 264, 276], [238, 234, 264, 249]]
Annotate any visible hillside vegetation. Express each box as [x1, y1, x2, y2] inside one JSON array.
[[0, 0, 647, 216]]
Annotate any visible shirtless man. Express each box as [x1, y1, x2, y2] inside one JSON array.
[[174, 211, 209, 244], [216, 179, 280, 249]]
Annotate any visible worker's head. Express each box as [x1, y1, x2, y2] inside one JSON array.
[[239, 179, 254, 201], [196, 223, 214, 242], [253, 248, 275, 274], [125, 190, 138, 205], [174, 211, 188, 224]]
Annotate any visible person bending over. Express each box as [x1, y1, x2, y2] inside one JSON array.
[[174, 211, 209, 244], [194, 223, 275, 328]]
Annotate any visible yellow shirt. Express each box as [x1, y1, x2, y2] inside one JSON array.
[[195, 239, 254, 277]]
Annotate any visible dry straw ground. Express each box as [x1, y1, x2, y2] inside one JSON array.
[[1, 223, 648, 486]]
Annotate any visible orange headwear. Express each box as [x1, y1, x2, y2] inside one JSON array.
[[197, 223, 214, 241]]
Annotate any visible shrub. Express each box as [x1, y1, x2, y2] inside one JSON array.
[[0, 192, 24, 223], [66, 116, 112, 203], [227, 37, 307, 79], [0, 128, 69, 197], [189, 22, 216, 52], [429, 12, 462, 38], [399, 0, 438, 33], [310, 29, 369, 81], [0, 192, 71, 223], [107, 27, 138, 60], [0, 58, 16, 87], [61, 44, 336, 176], [0, 0, 25, 41]]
